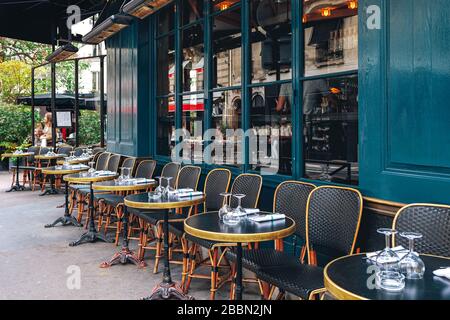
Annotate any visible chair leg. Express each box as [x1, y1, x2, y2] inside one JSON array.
[[115, 206, 123, 246], [184, 243, 198, 294], [209, 248, 219, 300], [229, 263, 236, 300], [137, 219, 146, 260], [153, 222, 164, 274], [180, 237, 189, 290]]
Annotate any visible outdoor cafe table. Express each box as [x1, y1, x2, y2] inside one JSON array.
[[57, 157, 93, 165], [324, 253, 450, 300], [35, 154, 68, 196], [93, 179, 156, 269], [184, 212, 296, 300], [124, 192, 205, 300], [43, 165, 89, 228], [1, 152, 34, 192], [64, 172, 118, 247]]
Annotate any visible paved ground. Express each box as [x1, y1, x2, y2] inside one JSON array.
[[0, 172, 259, 300]]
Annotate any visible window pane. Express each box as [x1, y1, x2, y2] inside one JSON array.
[[182, 0, 203, 25], [212, 0, 240, 12], [303, 0, 358, 76], [182, 24, 204, 92], [181, 94, 205, 162], [211, 90, 242, 166], [212, 6, 242, 88], [157, 4, 175, 35], [250, 83, 293, 175], [157, 35, 175, 96], [156, 97, 176, 156], [303, 75, 358, 185], [250, 0, 292, 83]]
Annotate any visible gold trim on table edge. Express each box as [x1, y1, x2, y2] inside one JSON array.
[[92, 182, 156, 191], [57, 159, 91, 165], [63, 174, 118, 183], [42, 168, 89, 175], [124, 195, 205, 209], [323, 253, 450, 300], [184, 216, 296, 243], [1, 153, 34, 158], [35, 155, 66, 159]]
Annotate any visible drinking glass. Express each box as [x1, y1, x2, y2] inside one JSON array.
[[154, 176, 165, 195], [123, 167, 131, 180], [375, 228, 404, 291], [163, 177, 174, 200], [88, 161, 96, 175], [232, 194, 247, 216], [399, 232, 425, 279], [218, 193, 232, 221]]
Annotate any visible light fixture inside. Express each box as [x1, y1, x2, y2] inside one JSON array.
[[321, 7, 332, 17], [348, 1, 358, 10], [45, 43, 78, 63]]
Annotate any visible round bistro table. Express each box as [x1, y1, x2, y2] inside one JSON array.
[[184, 212, 296, 300], [43, 165, 90, 228], [92, 179, 156, 268], [124, 192, 205, 300], [35, 154, 69, 196], [64, 172, 118, 247], [324, 253, 450, 300], [1, 152, 34, 192], [57, 157, 92, 165]]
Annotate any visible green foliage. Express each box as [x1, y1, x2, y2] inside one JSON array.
[[0, 104, 38, 157], [0, 60, 31, 103], [79, 110, 101, 146], [0, 37, 51, 64]]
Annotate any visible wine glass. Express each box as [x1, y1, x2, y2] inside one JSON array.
[[375, 228, 404, 292], [69, 151, 75, 161], [88, 161, 96, 175], [399, 232, 425, 279], [154, 176, 165, 195], [233, 194, 247, 216], [163, 177, 174, 200], [218, 193, 232, 221]]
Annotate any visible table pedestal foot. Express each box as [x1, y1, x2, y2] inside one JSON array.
[[100, 247, 147, 268], [69, 231, 113, 247], [6, 184, 26, 192], [45, 215, 82, 228], [40, 188, 59, 196], [143, 282, 194, 300]]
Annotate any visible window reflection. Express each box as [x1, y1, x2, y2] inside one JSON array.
[[157, 35, 175, 95], [211, 90, 242, 166], [250, 0, 292, 83], [157, 4, 175, 35], [303, 0, 358, 76], [182, 25, 204, 92], [250, 83, 292, 175], [212, 0, 240, 12], [157, 97, 176, 156], [181, 94, 205, 162], [182, 0, 203, 25], [303, 75, 358, 184], [212, 6, 242, 88]]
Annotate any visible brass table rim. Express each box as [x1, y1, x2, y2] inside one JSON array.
[[42, 167, 89, 175], [1, 152, 34, 158], [63, 173, 118, 183], [184, 214, 296, 243], [92, 181, 156, 191], [124, 194, 205, 210], [323, 253, 450, 300], [35, 154, 67, 159]]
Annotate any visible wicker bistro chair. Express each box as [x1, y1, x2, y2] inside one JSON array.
[[32, 147, 50, 191], [226, 181, 316, 299], [253, 186, 363, 300], [182, 173, 263, 300], [167, 168, 232, 290], [57, 145, 73, 156], [392, 204, 450, 257], [136, 165, 201, 273]]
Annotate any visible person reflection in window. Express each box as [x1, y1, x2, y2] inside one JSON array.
[[276, 83, 292, 113]]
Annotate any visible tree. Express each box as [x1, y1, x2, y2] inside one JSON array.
[[0, 37, 51, 65], [0, 60, 31, 103]]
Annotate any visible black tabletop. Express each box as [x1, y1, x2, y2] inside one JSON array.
[[325, 254, 450, 300], [184, 212, 295, 243]]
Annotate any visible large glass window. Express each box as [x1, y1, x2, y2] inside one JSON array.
[[212, 5, 242, 88], [302, 0, 359, 184], [156, 35, 175, 96], [156, 97, 176, 156], [182, 24, 204, 92]]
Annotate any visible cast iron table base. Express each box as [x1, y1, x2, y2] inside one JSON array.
[[45, 181, 82, 228], [101, 206, 147, 268], [6, 159, 27, 192], [69, 182, 113, 246]]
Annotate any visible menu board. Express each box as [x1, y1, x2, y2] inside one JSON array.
[[56, 111, 72, 128]]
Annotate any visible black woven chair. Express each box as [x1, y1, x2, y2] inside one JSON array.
[[160, 162, 181, 188], [226, 181, 316, 298], [96, 152, 111, 170], [134, 160, 157, 179], [14, 146, 40, 189], [106, 154, 121, 173], [32, 147, 49, 191], [183, 173, 262, 300], [73, 147, 84, 157], [254, 186, 363, 300], [57, 145, 73, 156], [393, 204, 450, 257]]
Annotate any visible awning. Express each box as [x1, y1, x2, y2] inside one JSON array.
[[16, 93, 98, 111], [0, 1, 106, 44]]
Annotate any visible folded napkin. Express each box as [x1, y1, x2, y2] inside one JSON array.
[[433, 268, 450, 280], [135, 178, 155, 184], [176, 191, 203, 198], [177, 188, 194, 193], [231, 208, 260, 217], [366, 246, 408, 262], [248, 213, 286, 222], [95, 170, 116, 176], [70, 164, 88, 169]]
